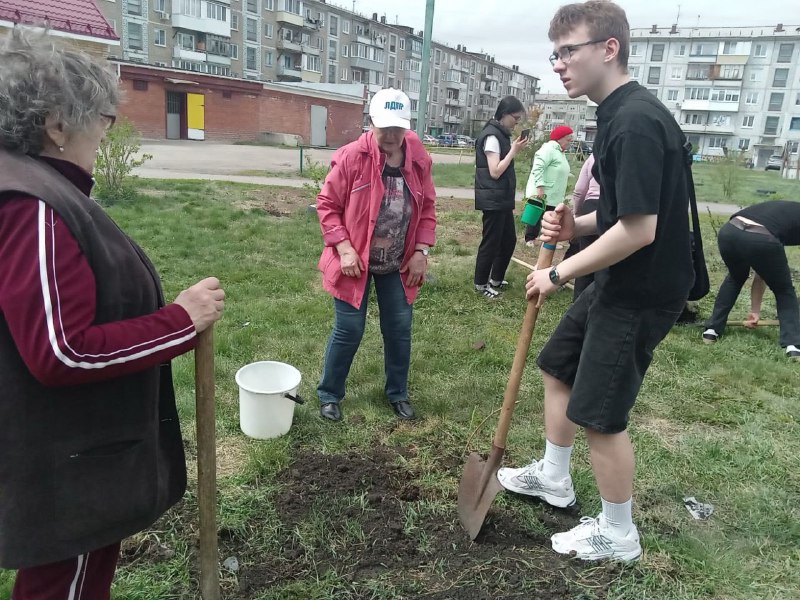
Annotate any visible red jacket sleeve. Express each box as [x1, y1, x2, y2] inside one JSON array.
[[316, 147, 353, 247], [0, 196, 197, 387]]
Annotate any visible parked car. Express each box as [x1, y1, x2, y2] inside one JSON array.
[[422, 134, 438, 145], [456, 135, 475, 147], [765, 155, 783, 171], [437, 134, 458, 147], [568, 140, 593, 154]]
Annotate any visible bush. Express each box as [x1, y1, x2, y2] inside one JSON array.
[[717, 149, 747, 204], [301, 153, 330, 202], [93, 118, 152, 204]]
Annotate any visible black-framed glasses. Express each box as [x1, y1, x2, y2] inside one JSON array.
[[100, 113, 117, 130], [549, 39, 608, 66]]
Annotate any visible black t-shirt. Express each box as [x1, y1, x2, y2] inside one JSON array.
[[734, 200, 800, 246], [591, 82, 694, 308]]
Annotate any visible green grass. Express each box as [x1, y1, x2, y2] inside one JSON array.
[[432, 158, 800, 204], [1, 179, 798, 599]]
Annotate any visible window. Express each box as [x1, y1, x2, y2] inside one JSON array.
[[328, 40, 337, 60], [722, 41, 738, 55], [340, 67, 348, 81], [788, 141, 799, 154], [790, 117, 800, 131], [327, 63, 336, 83], [674, 44, 686, 56], [132, 79, 148, 91], [710, 89, 739, 103], [264, 0, 274, 9], [686, 87, 710, 100], [435, 48, 441, 65], [246, 0, 257, 14], [432, 87, 438, 102], [796, 92, 800, 106], [768, 92, 784, 112], [128, 0, 142, 16], [304, 54, 321, 72], [745, 92, 759, 105], [231, 14, 239, 30], [246, 18, 257, 42], [341, 44, 348, 58], [281, 0, 301, 15], [264, 23, 273, 38], [329, 14, 338, 37], [738, 138, 750, 150], [264, 50, 273, 66], [687, 64, 710, 80], [230, 44, 238, 59], [753, 43, 767, 57], [154, 0, 166, 12], [388, 55, 395, 73], [684, 113, 704, 125], [719, 65, 741, 80], [648, 66, 661, 84], [389, 34, 396, 53], [245, 46, 257, 71], [630, 43, 641, 56], [749, 68, 763, 82], [342, 20, 349, 34], [741, 115, 754, 128], [127, 22, 143, 50], [773, 68, 789, 88], [207, 2, 227, 21], [671, 66, 683, 79], [399, 38, 405, 50], [691, 43, 714, 56], [708, 136, 727, 148], [154, 29, 166, 46], [434, 68, 439, 84], [777, 43, 794, 63], [764, 116, 779, 135], [629, 65, 639, 78], [667, 89, 679, 101]]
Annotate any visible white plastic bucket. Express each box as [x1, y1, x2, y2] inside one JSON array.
[[235, 361, 303, 439]]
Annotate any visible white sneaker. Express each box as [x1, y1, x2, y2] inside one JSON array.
[[497, 459, 576, 508], [551, 514, 642, 562]]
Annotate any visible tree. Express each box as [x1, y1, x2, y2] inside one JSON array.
[[93, 118, 152, 204]]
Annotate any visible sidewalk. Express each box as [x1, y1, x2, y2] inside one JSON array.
[[133, 168, 742, 215]]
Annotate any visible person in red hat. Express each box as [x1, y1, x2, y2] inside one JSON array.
[[523, 125, 574, 245]]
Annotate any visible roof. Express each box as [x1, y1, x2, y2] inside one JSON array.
[[0, 0, 118, 41]]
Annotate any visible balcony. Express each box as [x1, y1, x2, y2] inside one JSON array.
[[276, 10, 303, 27], [444, 114, 462, 124], [172, 10, 230, 37], [445, 96, 464, 107], [584, 118, 597, 130], [507, 78, 524, 89], [174, 46, 207, 62], [278, 64, 302, 81], [445, 79, 467, 92], [302, 44, 321, 57], [303, 17, 323, 31], [481, 72, 499, 82], [277, 38, 302, 53], [206, 51, 231, 66], [301, 68, 321, 83], [351, 56, 383, 71]]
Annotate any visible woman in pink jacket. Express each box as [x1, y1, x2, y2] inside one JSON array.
[[315, 89, 437, 422]]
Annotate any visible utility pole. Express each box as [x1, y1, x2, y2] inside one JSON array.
[[415, 0, 435, 138]]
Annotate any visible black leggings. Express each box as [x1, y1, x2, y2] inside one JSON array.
[[474, 209, 516, 286]]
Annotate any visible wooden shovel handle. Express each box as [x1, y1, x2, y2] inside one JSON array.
[[195, 327, 220, 600], [492, 243, 557, 449]]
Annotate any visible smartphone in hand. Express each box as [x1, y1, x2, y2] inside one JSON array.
[[520, 129, 530, 140]]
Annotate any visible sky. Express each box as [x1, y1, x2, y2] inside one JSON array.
[[333, 0, 797, 93]]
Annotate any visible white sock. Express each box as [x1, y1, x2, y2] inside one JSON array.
[[786, 345, 799, 353], [541, 439, 573, 481], [601, 497, 634, 536]]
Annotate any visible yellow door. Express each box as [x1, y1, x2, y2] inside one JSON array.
[[187, 93, 205, 140]]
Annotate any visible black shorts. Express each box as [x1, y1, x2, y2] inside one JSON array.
[[536, 283, 684, 433]]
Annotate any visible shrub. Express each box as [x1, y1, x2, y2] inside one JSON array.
[[94, 118, 152, 204]]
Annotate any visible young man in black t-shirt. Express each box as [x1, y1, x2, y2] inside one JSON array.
[[497, 1, 693, 562]]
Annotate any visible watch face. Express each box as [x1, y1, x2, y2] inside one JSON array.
[[549, 268, 559, 284]]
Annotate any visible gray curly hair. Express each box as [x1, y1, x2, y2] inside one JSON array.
[[0, 27, 120, 155]]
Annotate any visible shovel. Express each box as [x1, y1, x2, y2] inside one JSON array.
[[195, 327, 220, 599], [458, 243, 557, 540]]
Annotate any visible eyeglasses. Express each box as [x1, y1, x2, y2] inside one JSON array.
[[549, 39, 608, 66], [100, 113, 117, 131]]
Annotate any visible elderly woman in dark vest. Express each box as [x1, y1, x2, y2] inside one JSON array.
[[0, 30, 225, 598], [473, 96, 529, 299]]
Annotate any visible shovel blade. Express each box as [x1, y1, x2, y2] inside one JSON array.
[[457, 446, 505, 540]]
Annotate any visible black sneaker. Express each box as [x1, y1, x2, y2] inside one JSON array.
[[702, 329, 719, 344], [489, 279, 509, 289], [787, 349, 800, 361], [475, 284, 501, 299]]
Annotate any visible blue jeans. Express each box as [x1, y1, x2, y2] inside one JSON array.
[[318, 271, 413, 405]]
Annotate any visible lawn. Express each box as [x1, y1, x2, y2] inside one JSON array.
[[432, 157, 800, 205], [1, 179, 798, 599]]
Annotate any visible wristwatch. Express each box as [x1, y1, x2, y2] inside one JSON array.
[[415, 247, 430, 257], [548, 267, 560, 285]]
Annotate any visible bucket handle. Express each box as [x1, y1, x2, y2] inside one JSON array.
[[284, 393, 304, 405]]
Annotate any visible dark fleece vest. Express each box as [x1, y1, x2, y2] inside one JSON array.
[[0, 150, 186, 568], [474, 120, 516, 211]]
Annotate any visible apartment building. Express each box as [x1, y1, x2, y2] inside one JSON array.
[[582, 23, 800, 167], [534, 94, 589, 137], [97, 0, 539, 136]]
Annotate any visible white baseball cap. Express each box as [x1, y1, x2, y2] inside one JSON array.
[[368, 88, 411, 129]]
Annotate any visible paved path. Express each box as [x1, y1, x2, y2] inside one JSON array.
[[134, 166, 742, 215]]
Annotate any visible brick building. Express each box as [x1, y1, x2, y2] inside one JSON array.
[[116, 61, 363, 144]]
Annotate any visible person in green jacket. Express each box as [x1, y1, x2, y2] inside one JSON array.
[[524, 125, 573, 245]]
